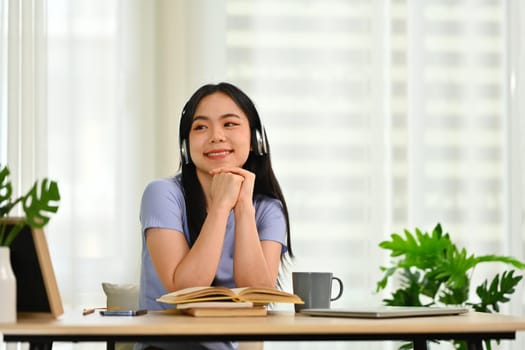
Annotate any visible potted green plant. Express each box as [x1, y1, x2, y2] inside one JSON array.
[[376, 223, 525, 350], [0, 164, 60, 323], [0, 164, 61, 245]]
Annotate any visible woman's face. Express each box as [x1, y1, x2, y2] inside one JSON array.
[[189, 92, 252, 176]]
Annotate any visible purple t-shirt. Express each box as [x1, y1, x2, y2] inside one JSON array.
[[138, 175, 287, 311]]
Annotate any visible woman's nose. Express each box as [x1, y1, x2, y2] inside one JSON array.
[[209, 128, 225, 143]]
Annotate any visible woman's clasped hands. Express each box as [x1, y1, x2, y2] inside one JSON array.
[[209, 167, 255, 212]]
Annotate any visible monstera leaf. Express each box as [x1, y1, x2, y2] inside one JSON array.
[[0, 165, 14, 216], [0, 164, 60, 246], [22, 179, 61, 228]]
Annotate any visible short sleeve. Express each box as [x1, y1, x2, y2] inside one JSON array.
[[139, 178, 186, 236], [255, 196, 288, 253]]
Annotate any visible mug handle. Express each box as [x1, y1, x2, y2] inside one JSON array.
[[330, 276, 344, 301]]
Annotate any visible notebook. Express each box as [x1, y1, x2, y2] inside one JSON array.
[[300, 306, 469, 319]]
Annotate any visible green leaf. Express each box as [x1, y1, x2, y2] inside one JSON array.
[[472, 271, 523, 313], [435, 247, 476, 292], [398, 342, 413, 350], [3, 219, 27, 246], [475, 255, 525, 270], [432, 223, 443, 237], [383, 269, 425, 306], [439, 285, 469, 305], [379, 224, 455, 272], [0, 165, 14, 217], [453, 340, 467, 350], [376, 266, 397, 292], [22, 179, 61, 228], [420, 270, 443, 299]]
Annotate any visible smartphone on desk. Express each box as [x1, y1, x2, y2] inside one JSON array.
[[100, 309, 148, 316]]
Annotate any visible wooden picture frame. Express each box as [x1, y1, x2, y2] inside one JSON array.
[[5, 218, 64, 318]]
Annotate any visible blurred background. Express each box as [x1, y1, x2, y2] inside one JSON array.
[[1, 0, 524, 349]]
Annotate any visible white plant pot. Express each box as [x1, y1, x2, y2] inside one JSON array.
[[0, 246, 17, 323]]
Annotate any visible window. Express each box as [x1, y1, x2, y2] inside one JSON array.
[[225, 0, 511, 308], [0, 0, 7, 164]]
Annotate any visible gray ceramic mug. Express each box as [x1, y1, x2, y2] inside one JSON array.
[[292, 272, 344, 312]]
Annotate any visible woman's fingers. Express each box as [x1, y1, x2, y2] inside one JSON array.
[[209, 167, 256, 209], [210, 167, 250, 177], [209, 171, 244, 210]]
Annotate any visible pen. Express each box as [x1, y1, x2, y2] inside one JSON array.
[[82, 306, 119, 316]]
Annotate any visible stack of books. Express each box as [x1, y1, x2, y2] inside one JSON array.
[[157, 286, 303, 317]]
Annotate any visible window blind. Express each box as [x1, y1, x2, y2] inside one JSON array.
[[226, 1, 390, 311], [225, 0, 509, 317]]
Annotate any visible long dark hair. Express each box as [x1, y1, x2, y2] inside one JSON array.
[[178, 82, 293, 262]]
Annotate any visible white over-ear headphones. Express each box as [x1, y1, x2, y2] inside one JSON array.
[[254, 128, 268, 156], [180, 139, 189, 164]]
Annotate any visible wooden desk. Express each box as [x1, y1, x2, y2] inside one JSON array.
[[2, 311, 525, 350]]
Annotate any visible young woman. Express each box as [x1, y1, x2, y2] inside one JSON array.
[[137, 82, 292, 350]]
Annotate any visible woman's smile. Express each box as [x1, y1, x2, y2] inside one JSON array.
[[205, 148, 233, 159]]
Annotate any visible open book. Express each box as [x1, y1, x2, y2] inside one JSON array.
[[157, 286, 304, 305]]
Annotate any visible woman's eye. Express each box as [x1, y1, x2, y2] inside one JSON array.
[[224, 122, 238, 127], [192, 124, 207, 131]]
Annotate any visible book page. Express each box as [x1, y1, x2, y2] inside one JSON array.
[[168, 286, 234, 298], [233, 287, 303, 304], [176, 301, 254, 309], [157, 286, 237, 304]]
